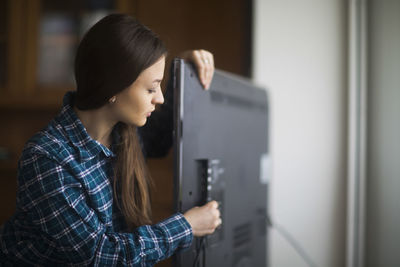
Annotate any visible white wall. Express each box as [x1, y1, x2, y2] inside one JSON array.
[[252, 1, 347, 266], [366, 0, 400, 266]]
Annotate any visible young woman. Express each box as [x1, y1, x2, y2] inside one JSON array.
[[0, 14, 221, 266]]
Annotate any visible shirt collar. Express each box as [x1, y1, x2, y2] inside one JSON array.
[[58, 91, 116, 161]]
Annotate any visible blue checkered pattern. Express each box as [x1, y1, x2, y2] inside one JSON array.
[[0, 92, 192, 266]]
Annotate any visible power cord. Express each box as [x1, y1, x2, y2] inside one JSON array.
[[191, 216, 318, 267], [266, 215, 319, 267], [192, 236, 207, 267]]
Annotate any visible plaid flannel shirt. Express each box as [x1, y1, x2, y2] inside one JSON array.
[[0, 90, 192, 266]]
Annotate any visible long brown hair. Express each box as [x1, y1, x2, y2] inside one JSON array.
[[74, 14, 167, 229]]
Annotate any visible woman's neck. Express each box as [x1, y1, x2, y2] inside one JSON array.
[[74, 106, 116, 148]]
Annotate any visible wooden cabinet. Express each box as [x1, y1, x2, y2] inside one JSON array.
[[134, 0, 252, 78], [0, 0, 8, 89], [0, 0, 135, 109]]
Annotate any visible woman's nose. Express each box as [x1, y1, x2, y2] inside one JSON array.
[[153, 88, 164, 105]]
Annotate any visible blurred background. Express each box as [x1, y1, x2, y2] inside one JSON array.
[[0, 0, 399, 267]]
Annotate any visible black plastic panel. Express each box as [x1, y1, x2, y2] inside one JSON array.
[[173, 59, 269, 267]]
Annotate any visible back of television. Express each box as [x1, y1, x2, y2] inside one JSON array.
[[173, 59, 269, 267]]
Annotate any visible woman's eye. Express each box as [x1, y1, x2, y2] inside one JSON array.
[[148, 89, 156, 94]]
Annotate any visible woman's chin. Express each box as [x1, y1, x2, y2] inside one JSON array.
[[136, 118, 147, 127]]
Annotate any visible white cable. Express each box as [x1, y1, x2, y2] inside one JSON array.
[[267, 217, 319, 267]]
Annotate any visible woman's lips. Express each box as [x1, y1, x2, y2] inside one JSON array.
[[147, 109, 155, 117]]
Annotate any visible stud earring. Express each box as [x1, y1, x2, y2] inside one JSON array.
[[109, 96, 116, 104]]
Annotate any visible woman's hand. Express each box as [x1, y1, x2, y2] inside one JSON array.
[[179, 49, 215, 90], [183, 200, 222, 236]]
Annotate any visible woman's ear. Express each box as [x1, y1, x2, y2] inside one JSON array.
[[109, 96, 117, 104]]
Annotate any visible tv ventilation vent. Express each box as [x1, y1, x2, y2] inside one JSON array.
[[233, 223, 252, 249]]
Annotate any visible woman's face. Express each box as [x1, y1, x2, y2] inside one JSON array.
[[112, 56, 165, 127]]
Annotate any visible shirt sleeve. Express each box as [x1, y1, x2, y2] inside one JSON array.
[[17, 152, 193, 266]]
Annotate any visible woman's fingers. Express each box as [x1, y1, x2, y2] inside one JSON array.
[[197, 49, 214, 90], [183, 200, 222, 237], [192, 50, 207, 88], [180, 49, 215, 90]]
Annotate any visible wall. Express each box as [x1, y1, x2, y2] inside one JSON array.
[[134, 0, 252, 78], [252, 0, 347, 266], [366, 0, 400, 266]]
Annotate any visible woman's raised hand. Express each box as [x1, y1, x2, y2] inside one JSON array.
[[179, 49, 215, 90], [183, 200, 222, 237]]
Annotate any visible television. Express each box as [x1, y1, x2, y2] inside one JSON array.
[[172, 59, 270, 267]]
